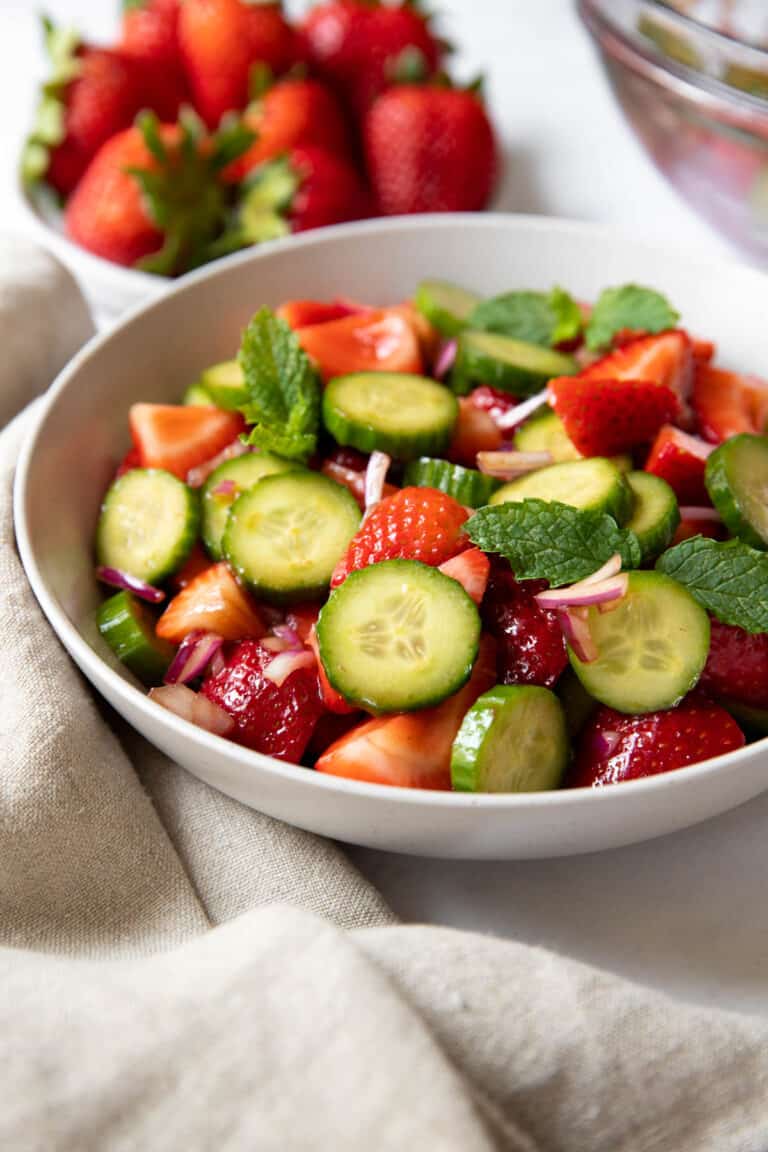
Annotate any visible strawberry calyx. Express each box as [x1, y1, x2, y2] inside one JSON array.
[[128, 108, 255, 275], [21, 16, 83, 187]]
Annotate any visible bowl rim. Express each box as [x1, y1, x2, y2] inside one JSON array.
[[13, 212, 768, 812], [579, 0, 768, 125]]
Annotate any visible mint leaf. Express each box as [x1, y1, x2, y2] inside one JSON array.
[[585, 284, 679, 351], [469, 286, 582, 348], [656, 536, 768, 633], [466, 499, 641, 586], [238, 308, 320, 462]]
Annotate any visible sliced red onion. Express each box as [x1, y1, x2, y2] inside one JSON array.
[[261, 635, 292, 653], [149, 684, 234, 736], [557, 607, 597, 663], [577, 553, 623, 587], [364, 450, 392, 511], [535, 573, 628, 609], [476, 449, 552, 479], [494, 389, 550, 432], [96, 566, 165, 604], [164, 631, 225, 685], [434, 339, 457, 380], [208, 648, 227, 678], [210, 478, 237, 498], [263, 648, 316, 687], [186, 438, 249, 488], [678, 506, 722, 522], [272, 624, 303, 650]]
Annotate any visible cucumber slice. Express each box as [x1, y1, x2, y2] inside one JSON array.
[[317, 559, 481, 712], [556, 667, 598, 738], [322, 372, 458, 461], [705, 434, 768, 549], [96, 590, 174, 685], [451, 685, 568, 793], [624, 472, 680, 561], [514, 411, 632, 472], [414, 279, 481, 337], [454, 330, 577, 397], [223, 471, 361, 603], [403, 456, 500, 507], [490, 457, 632, 523], [569, 571, 710, 713], [96, 468, 198, 584], [514, 409, 581, 462], [183, 383, 215, 406], [199, 359, 248, 411], [201, 452, 301, 560]]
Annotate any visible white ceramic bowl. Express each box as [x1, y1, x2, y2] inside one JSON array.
[[14, 214, 768, 859]]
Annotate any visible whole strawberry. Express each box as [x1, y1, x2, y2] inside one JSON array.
[[570, 697, 745, 788], [202, 639, 325, 761], [300, 0, 444, 116], [22, 19, 154, 197], [178, 0, 300, 127], [331, 486, 468, 587], [481, 561, 568, 689], [364, 83, 498, 214], [223, 77, 350, 184], [64, 112, 253, 272], [699, 620, 768, 710], [121, 0, 188, 111], [235, 145, 369, 240]]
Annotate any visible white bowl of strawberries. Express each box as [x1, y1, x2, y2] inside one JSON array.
[[14, 214, 768, 858], [20, 0, 499, 318]]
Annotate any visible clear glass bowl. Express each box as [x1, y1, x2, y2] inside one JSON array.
[[579, 0, 768, 263]]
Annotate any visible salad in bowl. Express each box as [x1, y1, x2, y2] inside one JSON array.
[[91, 273, 768, 793]]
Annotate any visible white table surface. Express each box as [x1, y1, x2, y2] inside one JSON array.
[[2, 0, 767, 1017]]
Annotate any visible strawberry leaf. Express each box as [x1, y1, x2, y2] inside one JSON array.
[[469, 286, 582, 348], [238, 309, 321, 462], [656, 536, 768, 633], [585, 284, 679, 351], [466, 499, 641, 586]]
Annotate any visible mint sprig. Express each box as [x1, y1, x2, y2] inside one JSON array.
[[656, 536, 768, 633], [469, 286, 582, 348], [466, 499, 641, 587], [585, 284, 679, 351], [238, 309, 320, 462]]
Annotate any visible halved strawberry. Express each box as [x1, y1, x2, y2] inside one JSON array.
[[168, 543, 211, 592], [548, 377, 679, 457], [129, 404, 244, 479], [448, 397, 502, 466], [689, 336, 715, 365], [699, 621, 768, 710], [115, 445, 142, 479], [692, 365, 768, 443], [644, 424, 713, 505], [481, 562, 568, 688], [276, 299, 368, 329], [307, 624, 357, 715], [671, 518, 723, 545], [580, 330, 694, 411], [315, 636, 497, 789], [295, 308, 423, 381], [157, 562, 265, 643], [438, 548, 490, 605]]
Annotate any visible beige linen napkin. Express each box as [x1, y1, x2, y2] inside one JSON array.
[[2, 238, 768, 1152]]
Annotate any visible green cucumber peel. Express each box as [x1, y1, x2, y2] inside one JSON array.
[[656, 536, 768, 634], [466, 499, 641, 587]]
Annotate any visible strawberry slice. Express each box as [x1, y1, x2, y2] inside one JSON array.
[[306, 624, 357, 715], [115, 445, 142, 479], [202, 639, 324, 762], [157, 562, 265, 644], [699, 621, 768, 710], [548, 376, 679, 457], [692, 365, 768, 443], [276, 299, 368, 329], [580, 330, 694, 408], [315, 636, 497, 789], [448, 397, 502, 466], [129, 404, 244, 479], [644, 424, 713, 505], [671, 518, 723, 545], [481, 562, 568, 688], [438, 548, 490, 605], [295, 309, 423, 381], [569, 697, 745, 787], [331, 486, 469, 588], [168, 543, 211, 593]]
